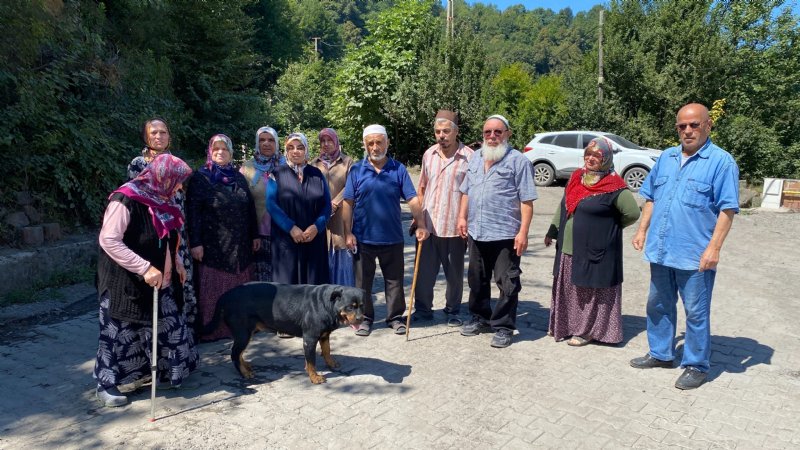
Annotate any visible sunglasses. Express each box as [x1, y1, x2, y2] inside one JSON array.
[[676, 121, 705, 131], [482, 129, 506, 137]]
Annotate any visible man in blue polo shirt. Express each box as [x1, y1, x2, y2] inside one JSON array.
[[342, 124, 429, 337], [630, 103, 739, 390], [456, 115, 537, 348]]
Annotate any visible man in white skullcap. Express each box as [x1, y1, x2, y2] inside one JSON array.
[[456, 114, 538, 348], [342, 124, 430, 336]]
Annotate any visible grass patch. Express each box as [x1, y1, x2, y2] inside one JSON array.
[[0, 265, 94, 307]]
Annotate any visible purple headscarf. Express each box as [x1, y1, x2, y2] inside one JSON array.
[[318, 128, 341, 169], [198, 134, 237, 186]]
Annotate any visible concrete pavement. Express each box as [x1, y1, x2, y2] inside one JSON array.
[[1, 186, 799, 449]]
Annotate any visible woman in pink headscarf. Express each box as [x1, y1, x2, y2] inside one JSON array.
[[94, 154, 198, 407], [544, 137, 640, 346], [311, 128, 355, 285]]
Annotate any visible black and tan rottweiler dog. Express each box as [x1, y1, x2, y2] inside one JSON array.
[[203, 282, 365, 384]]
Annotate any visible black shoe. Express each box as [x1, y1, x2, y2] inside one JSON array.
[[630, 354, 673, 369], [460, 315, 491, 336], [490, 328, 513, 348], [675, 367, 707, 390]]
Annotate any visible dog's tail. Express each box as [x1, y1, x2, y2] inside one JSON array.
[[201, 293, 227, 336]]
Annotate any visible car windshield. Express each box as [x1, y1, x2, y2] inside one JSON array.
[[604, 134, 645, 150]]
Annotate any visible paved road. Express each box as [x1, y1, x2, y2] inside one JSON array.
[[1, 186, 799, 449]]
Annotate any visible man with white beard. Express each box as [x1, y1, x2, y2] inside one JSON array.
[[456, 115, 537, 348], [342, 124, 429, 337]]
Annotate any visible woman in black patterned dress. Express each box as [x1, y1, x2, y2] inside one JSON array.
[[186, 134, 259, 341]]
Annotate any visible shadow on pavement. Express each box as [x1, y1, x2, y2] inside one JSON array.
[[620, 314, 648, 346], [708, 334, 774, 381]]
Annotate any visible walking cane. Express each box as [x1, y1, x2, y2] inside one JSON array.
[[405, 239, 423, 341], [149, 285, 158, 422]]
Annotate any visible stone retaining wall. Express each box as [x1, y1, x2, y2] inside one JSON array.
[[0, 234, 97, 298]]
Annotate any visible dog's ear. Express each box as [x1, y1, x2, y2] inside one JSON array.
[[330, 289, 343, 303]]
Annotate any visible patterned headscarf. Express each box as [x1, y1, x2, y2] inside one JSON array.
[[113, 154, 192, 239], [285, 132, 309, 177], [581, 137, 615, 186], [198, 134, 238, 187], [318, 128, 341, 169], [565, 137, 627, 216], [252, 126, 285, 186]]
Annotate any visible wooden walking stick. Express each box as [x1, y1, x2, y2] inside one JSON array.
[[405, 239, 423, 341], [149, 286, 158, 422]]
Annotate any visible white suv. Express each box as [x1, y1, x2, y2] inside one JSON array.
[[522, 131, 662, 190]]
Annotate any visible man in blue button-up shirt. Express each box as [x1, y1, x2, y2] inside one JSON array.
[[342, 125, 429, 337], [630, 103, 739, 390], [456, 115, 538, 348]]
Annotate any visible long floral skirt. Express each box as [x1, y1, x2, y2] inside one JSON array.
[[549, 253, 623, 344], [197, 264, 253, 341], [93, 289, 198, 389]]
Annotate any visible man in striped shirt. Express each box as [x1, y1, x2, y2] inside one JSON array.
[[412, 110, 474, 327]]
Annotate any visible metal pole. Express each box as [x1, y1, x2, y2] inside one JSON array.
[[149, 286, 158, 422]]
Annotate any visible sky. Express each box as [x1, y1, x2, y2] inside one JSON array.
[[462, 0, 800, 15]]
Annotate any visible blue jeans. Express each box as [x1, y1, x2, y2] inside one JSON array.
[[646, 263, 716, 372]]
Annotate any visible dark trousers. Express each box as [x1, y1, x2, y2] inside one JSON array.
[[467, 238, 522, 330], [354, 243, 406, 323], [414, 235, 466, 315]]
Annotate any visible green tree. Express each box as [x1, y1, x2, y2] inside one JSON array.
[[516, 74, 568, 143], [271, 54, 335, 135], [328, 0, 437, 159]]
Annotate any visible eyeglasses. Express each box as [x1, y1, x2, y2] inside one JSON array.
[[676, 121, 705, 131], [482, 129, 506, 137]]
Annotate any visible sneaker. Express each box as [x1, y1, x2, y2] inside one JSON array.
[[491, 328, 513, 348], [96, 385, 128, 407], [388, 320, 407, 335], [446, 314, 463, 327], [630, 354, 673, 369], [355, 320, 372, 337], [460, 315, 491, 336], [675, 367, 707, 390]]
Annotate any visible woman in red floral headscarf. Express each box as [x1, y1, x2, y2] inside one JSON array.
[[544, 137, 641, 346]]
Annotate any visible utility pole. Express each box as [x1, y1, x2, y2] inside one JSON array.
[[446, 0, 454, 39], [597, 9, 604, 103], [311, 37, 321, 58]]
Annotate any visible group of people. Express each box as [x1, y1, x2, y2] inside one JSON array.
[[93, 101, 739, 407]]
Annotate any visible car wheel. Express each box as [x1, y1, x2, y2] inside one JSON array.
[[532, 163, 555, 186], [623, 166, 649, 191]]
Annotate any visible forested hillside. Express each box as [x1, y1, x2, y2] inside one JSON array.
[[1, 0, 798, 242]]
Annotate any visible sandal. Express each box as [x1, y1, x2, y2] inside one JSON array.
[[567, 336, 592, 347], [355, 321, 372, 337]]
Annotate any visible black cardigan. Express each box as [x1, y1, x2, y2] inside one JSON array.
[[185, 170, 257, 272], [551, 190, 625, 288], [96, 193, 178, 324]]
